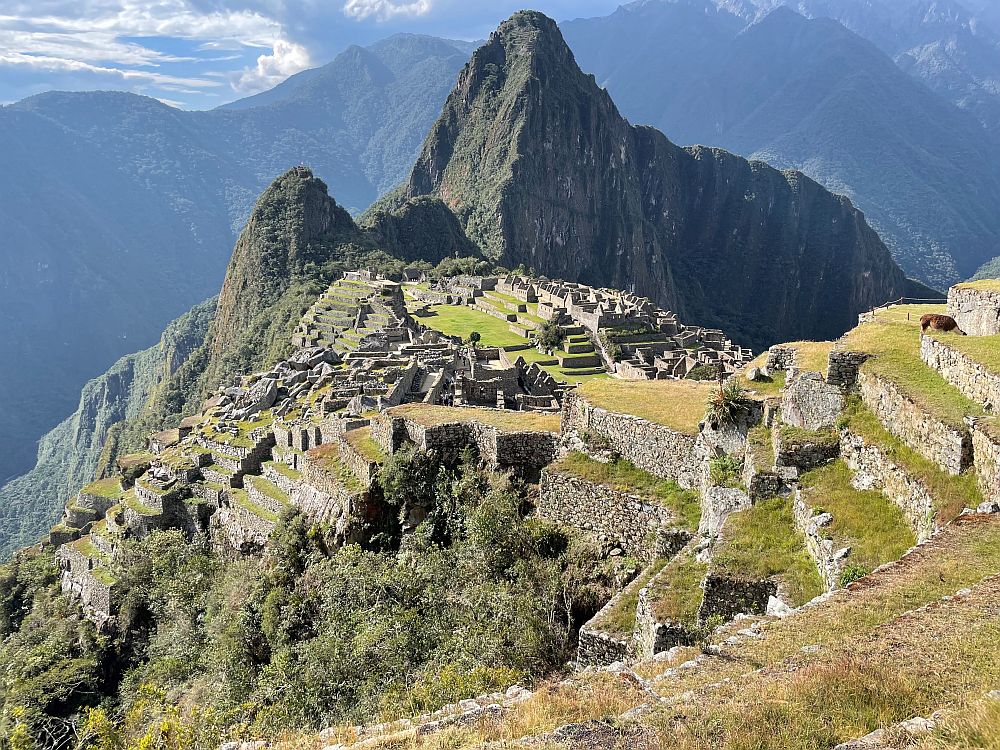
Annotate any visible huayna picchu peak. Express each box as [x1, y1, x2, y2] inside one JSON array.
[[406, 10, 934, 351], [5, 7, 1000, 750]]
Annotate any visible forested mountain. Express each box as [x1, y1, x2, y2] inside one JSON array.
[[0, 34, 469, 488], [562, 0, 1000, 288]]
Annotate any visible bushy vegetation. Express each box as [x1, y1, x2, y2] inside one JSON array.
[[0, 455, 622, 748]]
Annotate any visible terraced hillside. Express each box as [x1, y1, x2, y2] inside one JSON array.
[[269, 302, 1000, 749]]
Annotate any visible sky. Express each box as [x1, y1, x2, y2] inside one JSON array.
[[0, 0, 626, 109]]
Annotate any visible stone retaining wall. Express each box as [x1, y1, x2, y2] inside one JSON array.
[[562, 391, 704, 489], [766, 346, 795, 371], [840, 429, 937, 541], [245, 479, 287, 517], [698, 573, 776, 623], [262, 463, 300, 497], [920, 334, 1000, 411], [774, 428, 841, 472], [577, 571, 650, 666], [948, 285, 1000, 336], [972, 423, 1000, 507], [57, 546, 118, 627], [857, 370, 972, 475], [214, 500, 274, 554], [372, 413, 558, 476], [538, 468, 688, 560], [336, 436, 379, 488], [299, 457, 361, 524]]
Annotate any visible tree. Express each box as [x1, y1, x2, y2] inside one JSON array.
[[465, 331, 481, 348]]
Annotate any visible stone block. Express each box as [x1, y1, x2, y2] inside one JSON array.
[[781, 372, 845, 430]]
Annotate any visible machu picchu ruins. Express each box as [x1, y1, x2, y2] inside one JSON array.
[[48, 262, 1000, 714]]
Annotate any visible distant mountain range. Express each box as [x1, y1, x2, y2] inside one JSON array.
[[0, 34, 471, 487], [725, 0, 1000, 131], [562, 0, 1000, 288]]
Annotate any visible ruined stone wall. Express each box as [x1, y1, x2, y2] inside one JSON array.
[[948, 286, 1000, 336], [562, 391, 703, 489], [921, 335, 1000, 412], [972, 423, 1000, 508], [336, 436, 379, 489], [857, 370, 972, 475], [538, 468, 686, 560], [766, 346, 796, 371], [262, 463, 300, 497], [57, 547, 118, 626], [780, 373, 844, 430], [840, 429, 937, 541], [698, 574, 775, 623], [214, 501, 273, 553], [827, 350, 870, 389], [792, 490, 841, 591], [773, 428, 840, 472], [299, 457, 360, 524], [245, 480, 287, 518]]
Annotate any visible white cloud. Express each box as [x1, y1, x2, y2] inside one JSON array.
[[0, 50, 221, 88], [232, 38, 310, 92], [341, 0, 433, 22]]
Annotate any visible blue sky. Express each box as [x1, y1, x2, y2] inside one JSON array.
[[0, 0, 626, 109]]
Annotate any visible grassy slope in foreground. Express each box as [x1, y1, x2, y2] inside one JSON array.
[[575, 379, 715, 435], [930, 329, 1000, 375]]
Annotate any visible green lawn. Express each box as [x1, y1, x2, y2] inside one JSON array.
[[230, 487, 278, 523], [843, 319, 983, 430], [648, 554, 709, 624], [839, 398, 982, 521], [553, 452, 701, 532], [576, 379, 715, 435], [711, 496, 825, 607], [307, 443, 364, 494], [81, 477, 123, 499], [867, 303, 946, 326], [244, 475, 290, 506], [799, 461, 916, 579], [410, 303, 529, 347]]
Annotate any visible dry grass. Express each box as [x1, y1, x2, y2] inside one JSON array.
[[387, 403, 561, 434], [650, 516, 1000, 701], [956, 279, 1000, 293], [576, 379, 715, 435], [785, 340, 835, 373]]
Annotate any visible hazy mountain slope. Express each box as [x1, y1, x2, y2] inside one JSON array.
[[0, 298, 215, 560], [0, 34, 469, 488], [407, 10, 928, 349], [561, 1, 1000, 286], [728, 0, 1000, 130]]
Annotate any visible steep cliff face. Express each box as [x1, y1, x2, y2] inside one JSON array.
[[407, 11, 931, 348], [0, 299, 214, 560]]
